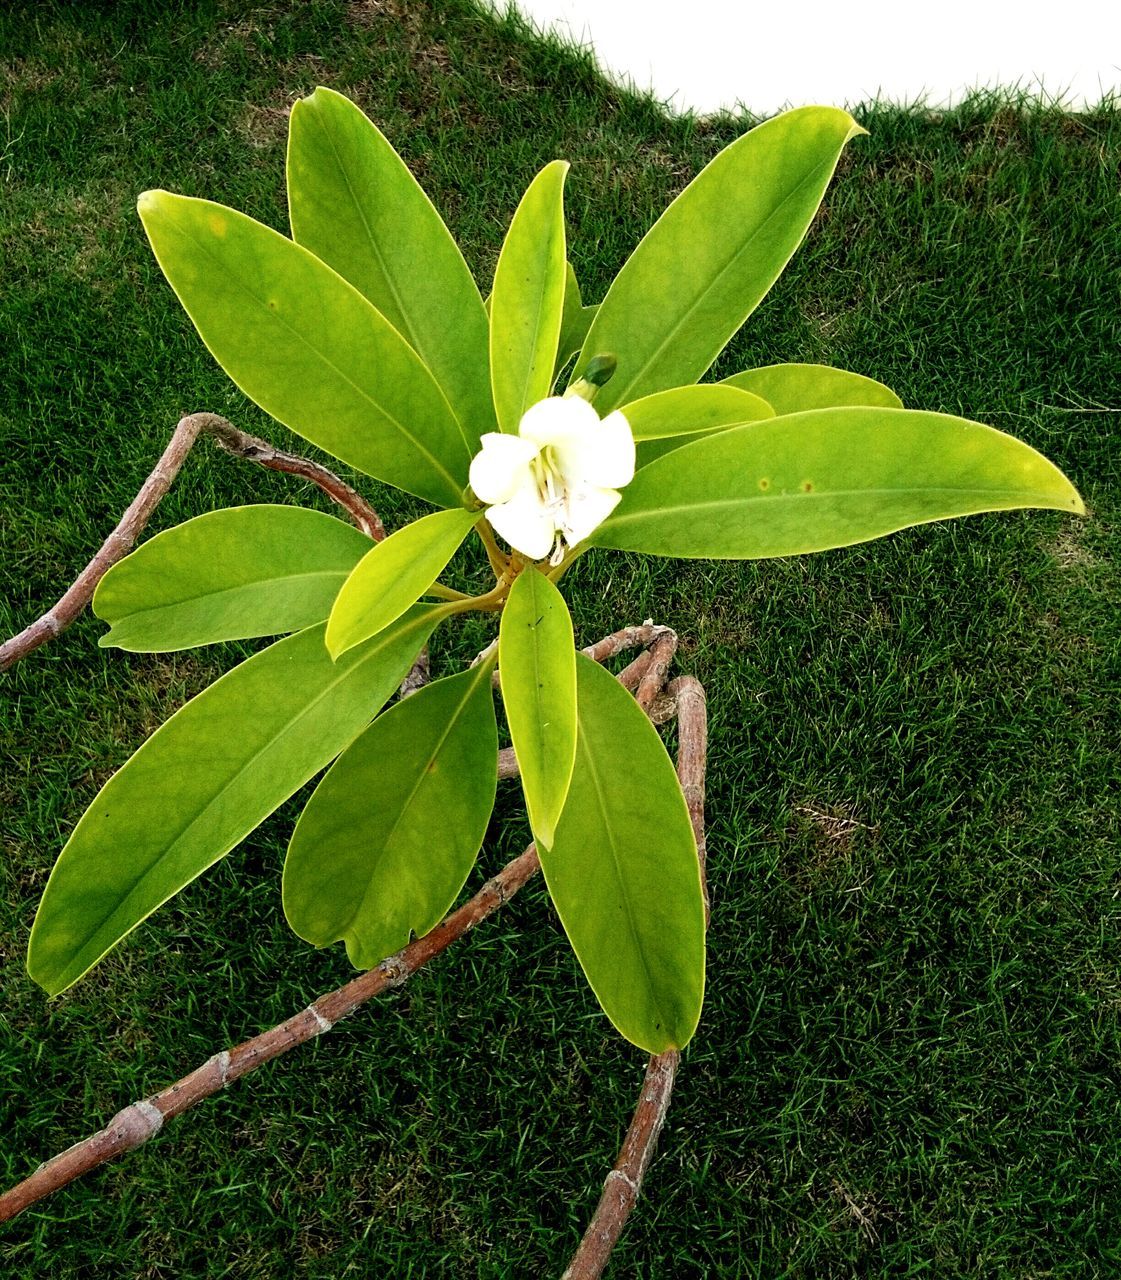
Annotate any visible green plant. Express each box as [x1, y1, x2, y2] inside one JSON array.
[[2, 86, 1087, 1265], [26, 87, 1081, 1050]]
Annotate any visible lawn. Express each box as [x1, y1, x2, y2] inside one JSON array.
[[1, 1, 1119, 1275]]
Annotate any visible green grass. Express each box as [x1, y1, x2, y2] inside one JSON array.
[[1, 1, 1119, 1275]]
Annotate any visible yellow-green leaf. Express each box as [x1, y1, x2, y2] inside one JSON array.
[[572, 107, 864, 411], [622, 383, 774, 466], [724, 362, 903, 412], [94, 505, 371, 651], [490, 160, 569, 432], [138, 190, 469, 506], [541, 655, 706, 1053], [326, 508, 478, 660], [499, 567, 577, 849], [287, 87, 494, 444], [283, 659, 498, 969], [623, 384, 774, 438], [28, 608, 442, 995], [555, 261, 597, 377], [593, 407, 1085, 559]]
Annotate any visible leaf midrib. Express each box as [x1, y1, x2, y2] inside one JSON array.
[[524, 578, 566, 838], [102, 570, 351, 627], [341, 663, 490, 939], [497, 187, 564, 427], [330, 513, 475, 653], [311, 109, 474, 459], [575, 708, 669, 1038], [609, 485, 1070, 527]]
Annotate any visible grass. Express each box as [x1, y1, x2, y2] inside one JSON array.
[[1, 0, 1119, 1275]]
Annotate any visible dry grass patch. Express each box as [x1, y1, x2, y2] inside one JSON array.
[[831, 1178, 888, 1244]]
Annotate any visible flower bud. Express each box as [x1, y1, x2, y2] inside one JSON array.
[[584, 353, 617, 387], [564, 353, 617, 403]]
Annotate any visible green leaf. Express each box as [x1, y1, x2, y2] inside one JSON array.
[[623, 383, 774, 466], [572, 107, 864, 412], [499, 567, 577, 849], [137, 190, 469, 507], [283, 659, 499, 968], [554, 261, 598, 378], [542, 655, 705, 1053], [490, 160, 569, 432], [592, 407, 1086, 559], [287, 87, 494, 444], [326, 508, 477, 659], [93, 505, 371, 652], [28, 608, 442, 995], [724, 362, 903, 412], [623, 384, 774, 439]]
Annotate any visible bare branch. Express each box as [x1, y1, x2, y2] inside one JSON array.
[[634, 627, 678, 708], [561, 1051, 682, 1280], [581, 620, 673, 666], [0, 413, 386, 673], [668, 675, 709, 924], [397, 646, 431, 700], [0, 414, 205, 672], [496, 747, 518, 781], [203, 417, 385, 542], [0, 844, 542, 1225]]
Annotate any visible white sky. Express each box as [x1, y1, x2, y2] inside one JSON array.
[[495, 0, 1121, 115]]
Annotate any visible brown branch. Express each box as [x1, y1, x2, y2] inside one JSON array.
[[581, 621, 672, 665], [0, 627, 685, 1226], [668, 675, 710, 925], [562, 670, 709, 1280], [614, 648, 657, 692], [0, 413, 386, 674], [635, 627, 678, 709], [203, 417, 385, 542], [397, 646, 431, 700], [561, 1051, 682, 1280], [0, 414, 205, 672], [0, 844, 542, 1226]]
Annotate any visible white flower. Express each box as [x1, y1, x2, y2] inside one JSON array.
[[469, 396, 635, 562]]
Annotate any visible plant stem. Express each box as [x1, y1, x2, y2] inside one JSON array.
[[444, 578, 511, 615], [561, 1052, 681, 1280], [546, 545, 584, 585], [474, 516, 509, 579], [425, 582, 473, 602]]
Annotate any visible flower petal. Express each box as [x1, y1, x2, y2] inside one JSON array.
[[469, 433, 539, 504], [487, 486, 556, 560], [559, 484, 621, 546], [518, 395, 600, 448], [547, 407, 635, 494], [576, 409, 635, 489]]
